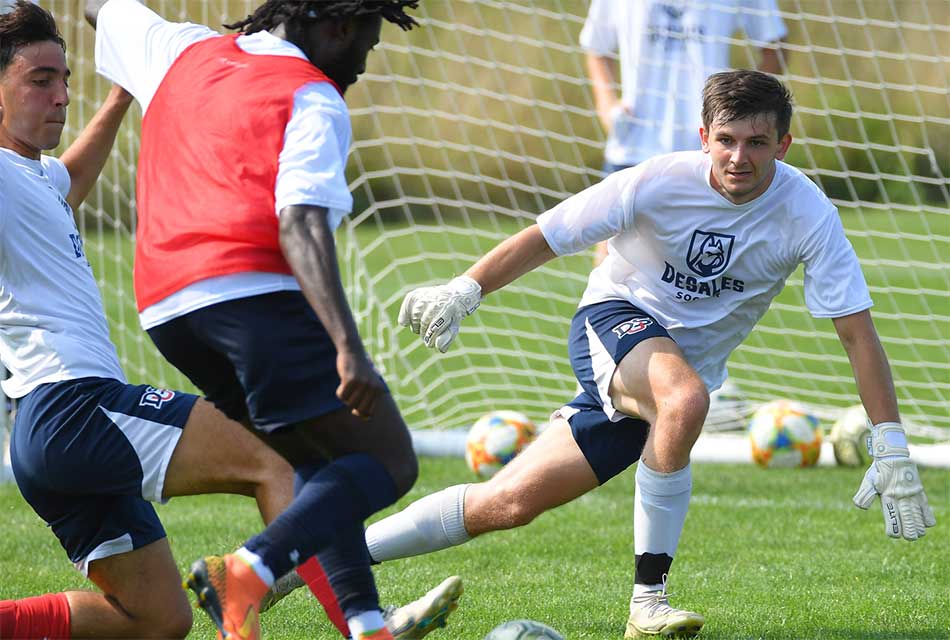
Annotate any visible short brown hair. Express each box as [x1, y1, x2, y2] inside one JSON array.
[[0, 1, 65, 74], [702, 70, 793, 140]]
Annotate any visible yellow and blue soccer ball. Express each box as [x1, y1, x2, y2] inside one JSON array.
[[465, 410, 537, 479], [748, 400, 823, 468]]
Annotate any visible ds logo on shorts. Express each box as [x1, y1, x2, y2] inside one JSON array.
[[612, 317, 654, 338], [140, 386, 176, 410]]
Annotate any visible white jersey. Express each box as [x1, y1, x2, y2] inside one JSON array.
[[537, 151, 872, 391], [94, 0, 354, 329], [580, 0, 786, 166], [0, 149, 125, 398]]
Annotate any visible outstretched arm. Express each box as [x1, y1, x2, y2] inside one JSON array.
[[833, 310, 899, 425], [834, 310, 936, 541], [466, 224, 557, 296], [400, 224, 556, 352], [60, 85, 134, 210]]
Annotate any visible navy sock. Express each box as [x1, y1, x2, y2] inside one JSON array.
[[245, 453, 398, 581], [317, 523, 379, 617], [295, 460, 379, 616]]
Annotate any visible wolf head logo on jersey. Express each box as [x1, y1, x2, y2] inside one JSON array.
[[687, 230, 735, 277]]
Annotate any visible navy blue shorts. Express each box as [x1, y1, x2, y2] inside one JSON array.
[[556, 300, 671, 484], [557, 392, 649, 485], [147, 291, 383, 433], [10, 377, 197, 574]]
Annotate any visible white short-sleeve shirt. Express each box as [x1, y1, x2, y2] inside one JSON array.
[[0, 149, 125, 398], [537, 151, 872, 391], [580, 0, 786, 166], [94, 0, 354, 328]]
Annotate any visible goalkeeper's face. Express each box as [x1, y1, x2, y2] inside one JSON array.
[[0, 40, 69, 159], [700, 114, 792, 205]]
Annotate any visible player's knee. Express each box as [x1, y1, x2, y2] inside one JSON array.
[[388, 446, 419, 499], [660, 381, 709, 436], [159, 606, 193, 639], [486, 479, 542, 529], [248, 447, 295, 495], [134, 597, 192, 638]]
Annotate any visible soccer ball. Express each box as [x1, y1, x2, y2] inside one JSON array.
[[465, 410, 537, 479], [705, 378, 749, 430], [483, 619, 565, 640], [748, 400, 823, 468], [829, 404, 871, 467]]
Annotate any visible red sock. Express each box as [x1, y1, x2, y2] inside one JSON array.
[[297, 557, 350, 637], [0, 593, 71, 639]]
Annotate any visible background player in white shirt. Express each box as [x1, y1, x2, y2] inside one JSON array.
[[365, 70, 936, 638], [583, 0, 787, 264], [0, 2, 297, 637]]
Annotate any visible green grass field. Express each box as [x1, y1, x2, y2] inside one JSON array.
[[1, 457, 947, 639]]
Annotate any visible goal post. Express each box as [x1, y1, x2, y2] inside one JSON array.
[[42, 1, 948, 454]]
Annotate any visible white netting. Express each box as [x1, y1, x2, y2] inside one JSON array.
[[40, 0, 948, 443]]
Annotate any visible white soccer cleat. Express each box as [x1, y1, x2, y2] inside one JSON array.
[[624, 583, 704, 638], [384, 575, 464, 639]]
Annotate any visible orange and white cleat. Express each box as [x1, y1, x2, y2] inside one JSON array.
[[184, 554, 269, 640]]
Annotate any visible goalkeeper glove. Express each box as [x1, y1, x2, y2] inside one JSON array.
[[852, 422, 936, 541], [398, 276, 481, 352]]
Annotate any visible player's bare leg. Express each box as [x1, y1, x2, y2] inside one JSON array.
[[610, 337, 707, 638], [464, 419, 599, 535], [365, 418, 598, 561], [54, 539, 191, 638], [161, 399, 293, 522]]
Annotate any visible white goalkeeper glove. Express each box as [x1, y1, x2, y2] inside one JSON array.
[[852, 422, 936, 541], [398, 275, 481, 353]]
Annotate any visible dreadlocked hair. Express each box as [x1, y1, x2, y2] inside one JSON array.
[[224, 0, 419, 35]]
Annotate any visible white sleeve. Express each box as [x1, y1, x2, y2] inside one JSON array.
[[537, 167, 638, 256], [800, 209, 873, 318], [579, 0, 617, 55], [274, 82, 354, 231], [739, 0, 788, 44], [41, 156, 71, 198], [94, 0, 218, 114]]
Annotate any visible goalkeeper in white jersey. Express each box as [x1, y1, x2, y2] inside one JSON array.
[[366, 70, 936, 638]]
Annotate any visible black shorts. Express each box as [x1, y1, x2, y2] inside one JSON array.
[[147, 291, 382, 433]]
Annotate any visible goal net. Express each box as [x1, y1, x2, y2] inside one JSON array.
[[18, 1, 946, 462]]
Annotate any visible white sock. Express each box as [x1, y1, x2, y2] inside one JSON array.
[[347, 610, 386, 638], [631, 462, 692, 602], [365, 484, 471, 562], [234, 546, 275, 588]]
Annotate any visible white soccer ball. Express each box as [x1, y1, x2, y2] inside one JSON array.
[[748, 399, 823, 468], [483, 619, 565, 640], [829, 404, 871, 467], [705, 378, 749, 430], [465, 410, 537, 479]]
